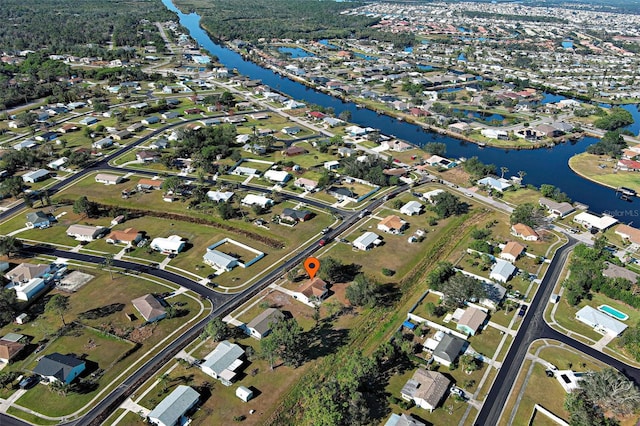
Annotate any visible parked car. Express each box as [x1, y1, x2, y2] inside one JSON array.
[[19, 375, 39, 389], [518, 305, 527, 317], [450, 386, 464, 398]]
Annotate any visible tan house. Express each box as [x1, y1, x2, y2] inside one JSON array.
[[500, 241, 525, 262], [511, 223, 539, 241], [401, 368, 451, 412], [292, 277, 328, 307], [377, 215, 407, 234], [106, 228, 142, 246], [615, 224, 640, 245], [456, 307, 488, 336], [0, 339, 25, 363], [132, 294, 166, 322]]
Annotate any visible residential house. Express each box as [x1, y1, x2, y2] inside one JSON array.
[[92, 137, 113, 149], [490, 259, 516, 283], [555, 370, 585, 393], [33, 353, 85, 384], [401, 368, 451, 412], [79, 117, 98, 125], [25, 211, 54, 229], [112, 130, 132, 141], [13, 140, 38, 151], [377, 215, 407, 234], [294, 177, 318, 191], [59, 123, 79, 134], [148, 385, 200, 426], [106, 228, 142, 246], [0, 339, 25, 363], [142, 116, 160, 125], [456, 307, 488, 336], [432, 333, 466, 367], [500, 241, 525, 263], [400, 201, 423, 216], [353, 232, 383, 251], [511, 223, 539, 241], [246, 308, 284, 339], [292, 277, 328, 306], [281, 208, 312, 223], [264, 170, 291, 184], [575, 306, 627, 336], [47, 157, 67, 170], [477, 176, 512, 192], [241, 194, 273, 209], [615, 224, 640, 245], [22, 169, 49, 183], [481, 129, 508, 140], [381, 140, 413, 152], [66, 225, 106, 242], [243, 143, 266, 155], [422, 189, 445, 203], [385, 414, 426, 426], [539, 197, 575, 218], [150, 235, 185, 254], [136, 151, 160, 162], [338, 147, 355, 157], [149, 138, 169, 149], [206, 191, 234, 203], [425, 155, 456, 169], [127, 122, 145, 133], [10, 277, 47, 301], [137, 178, 163, 191], [573, 212, 618, 231], [281, 126, 301, 135], [327, 186, 357, 202], [448, 122, 471, 134], [203, 249, 238, 272], [36, 132, 58, 142], [324, 160, 340, 171], [95, 173, 123, 185], [161, 111, 180, 120], [201, 340, 244, 385], [283, 146, 307, 157], [5, 263, 49, 285], [618, 159, 640, 171], [231, 166, 260, 177], [481, 281, 507, 310], [132, 294, 167, 322]]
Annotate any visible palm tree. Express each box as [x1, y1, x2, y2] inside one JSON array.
[[102, 254, 115, 280], [517, 170, 526, 182], [500, 166, 509, 179]]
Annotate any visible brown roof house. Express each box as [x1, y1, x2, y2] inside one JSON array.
[[500, 241, 525, 263], [377, 215, 407, 235], [511, 223, 539, 241], [106, 228, 142, 246], [456, 307, 488, 336], [132, 294, 166, 323], [0, 339, 25, 363], [401, 368, 451, 412], [292, 277, 328, 307]]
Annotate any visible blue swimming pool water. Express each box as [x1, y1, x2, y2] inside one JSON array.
[[598, 305, 628, 321]]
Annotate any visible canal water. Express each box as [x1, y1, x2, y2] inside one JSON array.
[[163, 0, 638, 219]]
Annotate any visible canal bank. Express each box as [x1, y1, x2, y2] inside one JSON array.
[[162, 0, 638, 218]]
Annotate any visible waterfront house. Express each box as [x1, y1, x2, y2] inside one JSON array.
[[539, 197, 575, 218]]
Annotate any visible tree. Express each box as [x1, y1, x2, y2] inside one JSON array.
[[510, 203, 541, 227], [0, 372, 19, 389], [500, 166, 509, 179], [517, 170, 526, 182], [460, 354, 480, 373], [262, 317, 306, 368], [46, 294, 70, 326], [1, 176, 24, 198], [0, 289, 16, 326], [201, 317, 229, 342], [423, 142, 446, 156], [319, 257, 344, 283], [580, 368, 640, 416], [564, 391, 614, 426], [0, 236, 22, 259], [48, 380, 71, 397], [426, 262, 455, 291], [260, 334, 279, 370], [338, 110, 352, 121], [441, 274, 486, 309], [162, 176, 182, 194], [587, 130, 627, 157], [431, 192, 468, 218], [102, 254, 114, 280], [594, 107, 633, 131], [73, 196, 98, 218], [620, 322, 640, 361], [345, 274, 378, 307]]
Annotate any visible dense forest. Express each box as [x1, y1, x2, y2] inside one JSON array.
[[175, 0, 414, 47], [0, 0, 173, 54]]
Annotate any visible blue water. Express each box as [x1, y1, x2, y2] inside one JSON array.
[[562, 40, 574, 49], [354, 52, 377, 61], [598, 305, 628, 320], [417, 65, 434, 71], [458, 53, 467, 62], [318, 39, 338, 50], [278, 47, 315, 58], [162, 0, 640, 217], [404, 47, 413, 53], [458, 27, 471, 33]]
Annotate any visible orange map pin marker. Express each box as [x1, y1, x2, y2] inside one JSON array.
[[304, 257, 320, 279]]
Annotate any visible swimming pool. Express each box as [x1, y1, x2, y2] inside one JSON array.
[[598, 305, 629, 321]]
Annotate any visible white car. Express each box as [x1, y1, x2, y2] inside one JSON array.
[[450, 387, 465, 398]]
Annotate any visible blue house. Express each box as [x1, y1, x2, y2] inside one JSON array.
[[25, 211, 54, 229], [79, 116, 98, 126], [33, 353, 86, 384]]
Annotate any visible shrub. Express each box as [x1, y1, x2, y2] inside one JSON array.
[[382, 268, 395, 276]]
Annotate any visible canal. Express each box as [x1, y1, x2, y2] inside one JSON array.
[[163, 0, 637, 219]]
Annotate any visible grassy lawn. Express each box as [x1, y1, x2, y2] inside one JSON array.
[[495, 334, 514, 363], [509, 363, 568, 426], [498, 359, 532, 426], [569, 152, 640, 192], [501, 188, 542, 206], [5, 408, 59, 425], [468, 325, 503, 359], [490, 308, 517, 329]]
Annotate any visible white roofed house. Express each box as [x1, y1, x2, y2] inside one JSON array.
[[574, 212, 618, 232], [66, 224, 106, 242], [575, 306, 627, 336], [147, 385, 200, 426], [203, 249, 238, 272], [47, 157, 68, 170], [231, 166, 260, 177], [150, 235, 185, 254], [206, 190, 234, 203], [400, 200, 423, 216], [201, 340, 245, 386], [241, 194, 273, 208], [294, 177, 318, 191], [353, 232, 383, 251], [490, 259, 516, 283], [22, 169, 49, 183], [92, 137, 113, 149], [95, 173, 123, 185], [264, 170, 291, 184]]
